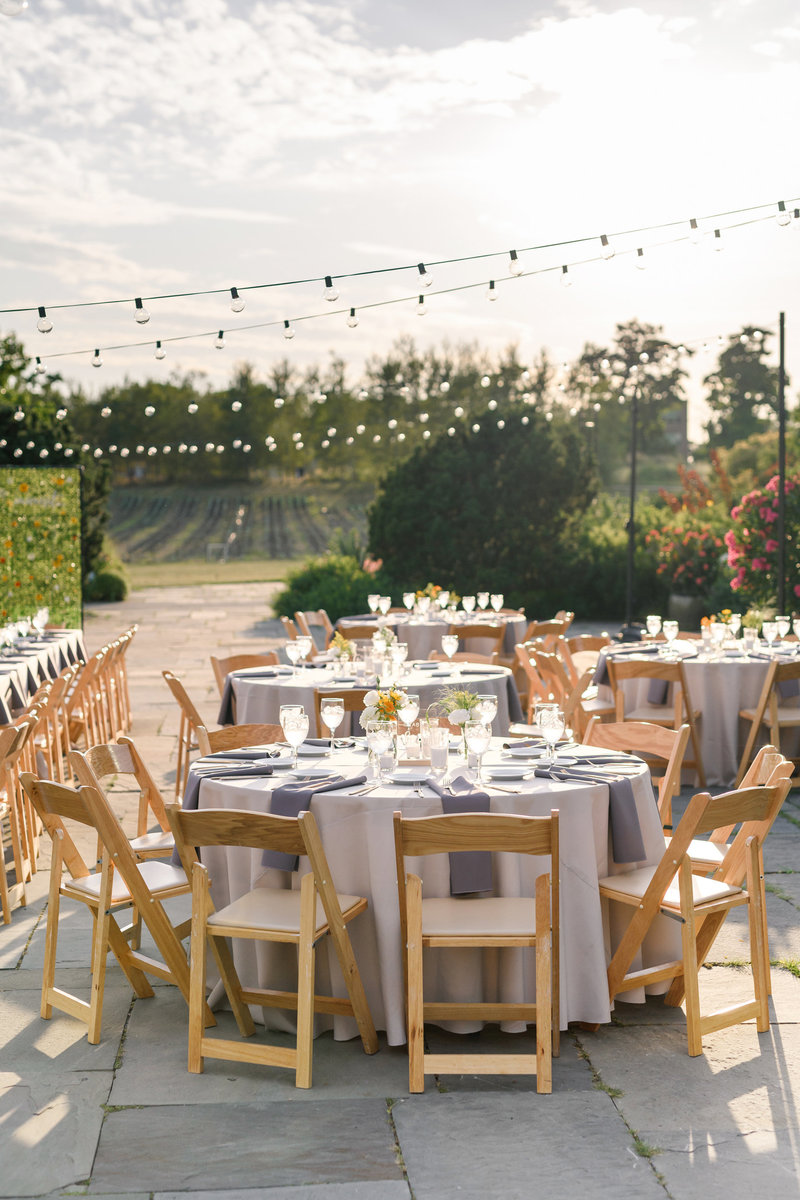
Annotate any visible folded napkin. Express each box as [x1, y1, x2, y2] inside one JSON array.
[[263, 775, 367, 870], [534, 767, 646, 864], [299, 737, 356, 749], [172, 761, 276, 865], [426, 777, 493, 895], [593, 643, 660, 688], [204, 748, 283, 761]]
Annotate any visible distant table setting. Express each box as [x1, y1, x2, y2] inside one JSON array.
[[336, 592, 526, 660], [181, 731, 677, 1043], [0, 627, 86, 723]]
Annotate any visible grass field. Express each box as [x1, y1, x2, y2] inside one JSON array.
[[126, 558, 300, 589]]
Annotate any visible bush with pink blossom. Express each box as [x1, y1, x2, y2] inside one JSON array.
[[724, 475, 800, 606]]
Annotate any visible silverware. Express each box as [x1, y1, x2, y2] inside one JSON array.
[[487, 783, 521, 794], [353, 782, 380, 795]]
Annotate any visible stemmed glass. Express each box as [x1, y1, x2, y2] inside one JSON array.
[[661, 619, 679, 659], [475, 692, 498, 731], [378, 595, 392, 616], [537, 704, 565, 767], [436, 590, 450, 611], [365, 719, 396, 781], [285, 640, 303, 675], [742, 627, 757, 658], [390, 642, 408, 676], [477, 592, 489, 612], [403, 592, 415, 612], [490, 593, 504, 614], [762, 621, 778, 652], [645, 614, 662, 641], [711, 621, 726, 660], [728, 612, 742, 640], [776, 615, 791, 643], [793, 617, 800, 652], [462, 595, 476, 615], [367, 594, 381, 614], [319, 696, 346, 753], [281, 708, 309, 770], [428, 724, 450, 782], [464, 719, 491, 783], [441, 634, 459, 674], [296, 634, 313, 664], [397, 692, 420, 756]]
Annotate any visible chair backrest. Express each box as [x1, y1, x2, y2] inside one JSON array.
[[582, 718, 690, 820], [69, 736, 170, 840], [196, 723, 284, 755], [676, 779, 792, 890], [313, 688, 368, 737], [20, 772, 97, 880], [524, 619, 569, 647], [162, 670, 205, 728], [531, 649, 573, 706], [448, 623, 505, 648], [427, 651, 498, 665], [280, 616, 298, 640], [558, 634, 610, 686], [210, 653, 279, 697], [335, 624, 378, 643], [606, 657, 688, 721]]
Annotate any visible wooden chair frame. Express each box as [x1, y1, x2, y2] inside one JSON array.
[[447, 623, 505, 658], [196, 723, 284, 755], [210, 653, 279, 699], [736, 658, 800, 784], [69, 736, 174, 860], [582, 718, 691, 829], [312, 688, 368, 738], [166, 803, 378, 1087], [393, 809, 560, 1093], [599, 777, 791, 1056], [162, 670, 208, 799], [607, 657, 706, 788]]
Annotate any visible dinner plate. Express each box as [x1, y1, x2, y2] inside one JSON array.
[[504, 744, 546, 759], [297, 742, 331, 756], [552, 756, 578, 766], [414, 661, 439, 670], [387, 768, 433, 785], [282, 768, 336, 782], [484, 764, 534, 780]]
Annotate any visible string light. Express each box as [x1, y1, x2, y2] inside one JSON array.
[[776, 200, 791, 227], [417, 295, 426, 316], [36, 306, 52, 333], [283, 320, 295, 339], [13, 408, 24, 422], [600, 234, 615, 260], [0, 0, 29, 14], [322, 276, 339, 302], [560, 265, 572, 288], [231, 400, 242, 412], [230, 286, 245, 313], [713, 229, 723, 251], [134, 297, 150, 324], [635, 247, 646, 269], [91, 349, 103, 368], [154, 340, 166, 360], [486, 280, 497, 301], [144, 405, 155, 416], [689, 218, 702, 245], [508, 250, 523, 276], [347, 307, 359, 327], [187, 402, 198, 413], [34, 356, 45, 374], [417, 262, 433, 287], [214, 330, 225, 349]]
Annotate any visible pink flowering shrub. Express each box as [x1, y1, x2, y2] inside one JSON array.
[[645, 524, 725, 597], [725, 475, 800, 605]]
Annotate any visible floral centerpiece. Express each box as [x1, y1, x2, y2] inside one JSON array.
[[373, 625, 397, 650], [725, 474, 800, 606], [330, 631, 355, 661], [361, 685, 409, 727], [415, 583, 443, 601], [432, 686, 481, 754]]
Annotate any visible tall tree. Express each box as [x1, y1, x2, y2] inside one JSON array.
[[703, 326, 782, 448]]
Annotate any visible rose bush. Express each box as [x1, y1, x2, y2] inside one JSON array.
[[724, 474, 800, 606]]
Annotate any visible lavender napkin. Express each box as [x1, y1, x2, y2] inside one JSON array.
[[426, 777, 493, 895], [535, 767, 646, 863], [593, 644, 660, 688], [172, 761, 276, 865], [263, 774, 367, 870]]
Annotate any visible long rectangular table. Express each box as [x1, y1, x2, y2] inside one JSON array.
[[0, 629, 86, 723]]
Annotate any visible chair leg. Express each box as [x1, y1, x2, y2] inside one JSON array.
[[535, 873, 552, 1094], [406, 874, 425, 1093], [679, 861, 702, 1057], [325, 917, 378, 1056], [88, 902, 111, 1045], [746, 839, 770, 1033], [295, 874, 316, 1089], [41, 844, 63, 1019], [188, 872, 209, 1074], [736, 718, 760, 786]]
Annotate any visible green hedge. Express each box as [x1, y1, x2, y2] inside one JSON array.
[[272, 555, 380, 624]]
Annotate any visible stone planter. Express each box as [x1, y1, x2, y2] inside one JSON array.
[[667, 592, 707, 631]]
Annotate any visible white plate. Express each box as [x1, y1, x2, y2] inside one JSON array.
[[387, 768, 433, 785], [282, 768, 336, 782], [414, 661, 439, 670], [297, 742, 331, 756], [552, 756, 578, 766], [463, 665, 501, 674], [485, 764, 534, 780], [504, 744, 545, 758]]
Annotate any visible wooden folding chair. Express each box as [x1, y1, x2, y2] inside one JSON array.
[[70, 736, 175, 860], [0, 799, 11, 923], [599, 775, 791, 1056], [394, 809, 560, 1094], [607, 657, 706, 788], [167, 803, 378, 1087], [210, 653, 279, 698], [533, 651, 615, 739], [20, 774, 205, 1044], [280, 615, 299, 640], [162, 670, 209, 798], [523, 618, 570, 647], [447, 623, 505, 659], [557, 634, 611, 687], [582, 718, 691, 829], [294, 610, 334, 651], [0, 721, 36, 906], [736, 659, 800, 784], [312, 688, 368, 738], [196, 723, 284, 755]]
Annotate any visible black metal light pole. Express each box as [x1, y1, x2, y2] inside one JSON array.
[[777, 311, 786, 613], [624, 382, 639, 633]]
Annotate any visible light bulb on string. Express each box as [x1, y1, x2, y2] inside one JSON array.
[[776, 200, 791, 227], [91, 349, 103, 368], [283, 320, 295, 339], [36, 306, 53, 333], [34, 356, 46, 375], [440, 379, 450, 393], [635, 247, 646, 270], [187, 402, 198, 414], [154, 341, 166, 360], [134, 297, 150, 324], [600, 234, 615, 260], [13, 408, 24, 422], [56, 407, 67, 419], [214, 330, 225, 349], [417, 295, 426, 316], [230, 286, 245, 313], [560, 264, 572, 287], [274, 397, 284, 408], [346, 307, 359, 328], [794, 208, 800, 228], [322, 275, 339, 302], [100, 406, 111, 417], [231, 400, 242, 412], [0, 0, 29, 14], [417, 262, 432, 287], [712, 228, 723, 251], [486, 280, 497, 301], [144, 405, 155, 417], [689, 218, 702, 245], [508, 250, 523, 276]]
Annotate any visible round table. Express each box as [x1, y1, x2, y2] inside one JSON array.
[[337, 612, 527, 660], [189, 740, 675, 1043]]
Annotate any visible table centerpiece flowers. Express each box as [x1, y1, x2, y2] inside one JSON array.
[[433, 686, 482, 756], [330, 631, 356, 661], [373, 625, 397, 650], [361, 685, 409, 729]]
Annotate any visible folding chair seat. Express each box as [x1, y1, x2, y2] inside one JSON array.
[[70, 735, 175, 859], [197, 723, 284, 755], [20, 774, 205, 1044], [210, 652, 279, 699], [162, 670, 211, 799], [598, 774, 791, 1056], [394, 809, 560, 1094], [582, 718, 690, 829], [607, 657, 705, 788], [167, 803, 378, 1087], [736, 659, 800, 784]]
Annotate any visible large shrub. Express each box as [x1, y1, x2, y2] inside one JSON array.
[[272, 554, 378, 623], [725, 474, 800, 606]]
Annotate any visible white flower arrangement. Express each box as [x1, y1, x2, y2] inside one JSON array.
[[360, 685, 409, 727]]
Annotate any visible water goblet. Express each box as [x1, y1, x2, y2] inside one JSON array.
[[477, 592, 489, 611], [403, 592, 415, 612], [742, 627, 757, 659], [464, 718, 491, 783], [390, 642, 408, 677], [367, 593, 381, 613], [490, 593, 504, 613], [475, 692, 498, 730], [710, 621, 726, 659], [645, 614, 662, 641], [661, 619, 679, 658], [285, 640, 303, 675], [462, 595, 476, 615], [441, 634, 459, 674], [320, 696, 346, 753], [728, 612, 742, 640], [397, 692, 420, 756], [281, 709, 309, 769], [537, 704, 565, 767], [776, 615, 791, 642], [378, 595, 392, 616], [436, 590, 450, 610], [365, 719, 396, 781], [762, 621, 778, 652], [295, 634, 313, 664]]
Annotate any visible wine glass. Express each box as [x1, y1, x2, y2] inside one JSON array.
[[711, 621, 726, 659], [762, 621, 778, 652], [285, 640, 302, 675], [436, 590, 450, 610], [477, 592, 489, 611], [281, 709, 309, 769], [662, 619, 679, 658], [296, 634, 313, 664], [319, 696, 346, 753], [742, 627, 757, 659], [441, 633, 459, 673], [475, 693, 498, 730], [793, 617, 800, 651], [464, 718, 491, 783], [537, 704, 565, 767], [390, 642, 408, 676], [403, 592, 415, 612], [378, 595, 392, 616], [397, 692, 420, 756], [645, 614, 662, 641], [776, 615, 791, 642], [728, 612, 742, 640], [462, 595, 476, 615], [490, 593, 504, 613], [367, 593, 381, 613], [365, 719, 396, 781]]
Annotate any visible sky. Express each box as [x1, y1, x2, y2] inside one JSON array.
[[0, 0, 798, 443]]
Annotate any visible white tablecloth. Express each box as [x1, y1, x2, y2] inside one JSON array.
[[193, 741, 676, 1044], [0, 629, 86, 723], [337, 613, 527, 659]]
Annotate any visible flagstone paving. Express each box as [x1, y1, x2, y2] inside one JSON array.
[[1, 584, 798, 1198]]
